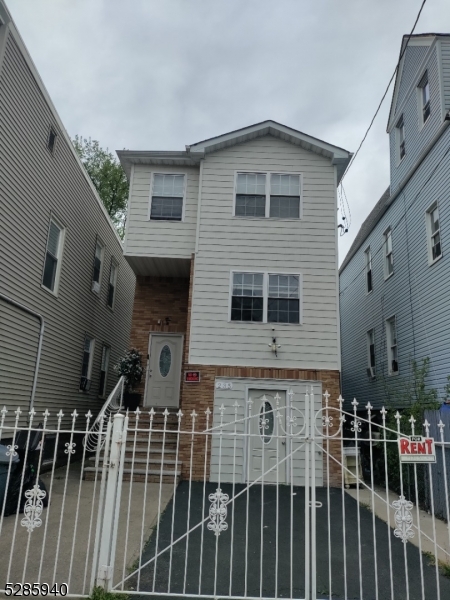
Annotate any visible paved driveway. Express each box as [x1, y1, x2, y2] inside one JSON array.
[[130, 481, 450, 600]]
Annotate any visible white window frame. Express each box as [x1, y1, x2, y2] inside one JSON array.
[[148, 172, 187, 222], [426, 202, 442, 265], [228, 270, 302, 325], [367, 329, 376, 378], [385, 316, 399, 376], [396, 115, 406, 164], [107, 259, 118, 309], [418, 71, 431, 127], [384, 227, 394, 280], [80, 336, 95, 391], [99, 344, 110, 398], [233, 171, 303, 219], [365, 246, 373, 294], [41, 216, 65, 296], [92, 238, 105, 294]]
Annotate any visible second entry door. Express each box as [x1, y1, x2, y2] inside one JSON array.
[[145, 334, 183, 407]]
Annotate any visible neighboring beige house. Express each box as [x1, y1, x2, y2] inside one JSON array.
[[118, 120, 351, 485], [0, 1, 135, 429]]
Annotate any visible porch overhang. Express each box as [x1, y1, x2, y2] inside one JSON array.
[[125, 254, 191, 278]]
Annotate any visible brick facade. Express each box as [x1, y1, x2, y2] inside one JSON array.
[[129, 256, 342, 486]]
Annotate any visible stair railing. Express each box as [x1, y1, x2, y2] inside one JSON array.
[[83, 376, 125, 452]]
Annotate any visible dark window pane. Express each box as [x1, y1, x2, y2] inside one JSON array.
[[99, 370, 106, 396], [268, 298, 299, 324], [108, 284, 115, 307], [42, 253, 57, 290], [151, 196, 183, 220], [81, 351, 90, 378], [367, 270, 372, 292], [235, 195, 266, 217], [48, 129, 56, 153], [231, 296, 263, 322], [270, 196, 300, 218], [93, 256, 101, 283]]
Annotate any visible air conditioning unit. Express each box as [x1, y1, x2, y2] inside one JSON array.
[[79, 377, 91, 392], [366, 367, 376, 379]]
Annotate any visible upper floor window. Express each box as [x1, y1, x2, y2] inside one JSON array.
[[418, 71, 430, 124], [42, 218, 65, 294], [108, 261, 118, 308], [365, 247, 373, 293], [268, 275, 300, 324], [150, 173, 185, 221], [99, 345, 110, 398], [80, 336, 95, 391], [231, 273, 264, 322], [426, 203, 442, 263], [385, 316, 398, 375], [384, 228, 394, 278], [47, 127, 57, 154], [234, 172, 301, 219], [367, 329, 376, 378], [92, 240, 104, 293], [396, 115, 405, 161]]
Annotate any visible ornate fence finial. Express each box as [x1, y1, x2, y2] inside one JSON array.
[[323, 390, 330, 406]]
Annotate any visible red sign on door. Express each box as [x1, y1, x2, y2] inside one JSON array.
[[398, 436, 436, 463], [185, 371, 201, 383]]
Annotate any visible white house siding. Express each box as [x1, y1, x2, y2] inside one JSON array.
[[390, 44, 442, 195], [210, 378, 323, 486], [340, 126, 450, 410], [124, 164, 199, 259], [189, 135, 339, 370], [0, 27, 135, 425]]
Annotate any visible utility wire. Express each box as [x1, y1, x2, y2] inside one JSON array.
[[341, 0, 428, 183]]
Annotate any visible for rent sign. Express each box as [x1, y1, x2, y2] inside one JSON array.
[[398, 436, 436, 463]]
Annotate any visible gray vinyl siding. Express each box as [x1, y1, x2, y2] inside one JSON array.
[[189, 135, 339, 370], [210, 378, 323, 486], [441, 40, 450, 111], [390, 44, 442, 195], [340, 125, 450, 410], [0, 30, 135, 425], [395, 46, 430, 110], [125, 164, 199, 258]]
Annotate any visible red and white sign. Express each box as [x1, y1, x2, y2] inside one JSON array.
[[398, 436, 436, 463], [185, 371, 201, 383]]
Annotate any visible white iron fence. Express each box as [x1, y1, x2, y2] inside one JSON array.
[[1, 392, 450, 600]]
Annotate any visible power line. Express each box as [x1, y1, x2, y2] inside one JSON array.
[[341, 0, 428, 183]]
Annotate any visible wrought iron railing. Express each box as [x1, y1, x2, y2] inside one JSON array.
[[83, 376, 124, 452]]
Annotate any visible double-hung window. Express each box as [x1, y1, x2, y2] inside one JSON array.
[[42, 218, 65, 294], [419, 71, 431, 124], [365, 247, 373, 293], [99, 345, 110, 397], [235, 172, 301, 218], [386, 317, 398, 374], [396, 115, 406, 161], [427, 203, 442, 263], [80, 337, 95, 391], [92, 240, 104, 293], [268, 275, 300, 323], [367, 329, 376, 378], [384, 228, 394, 278], [108, 261, 118, 308], [231, 273, 264, 322], [150, 173, 185, 221]]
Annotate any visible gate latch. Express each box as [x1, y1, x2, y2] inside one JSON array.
[[308, 501, 323, 508]]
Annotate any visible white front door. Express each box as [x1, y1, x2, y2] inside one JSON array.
[[145, 334, 183, 407], [249, 389, 286, 484]]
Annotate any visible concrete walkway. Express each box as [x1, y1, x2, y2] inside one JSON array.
[[0, 464, 173, 597]]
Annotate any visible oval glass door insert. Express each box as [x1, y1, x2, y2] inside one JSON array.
[[159, 345, 172, 378], [259, 401, 274, 444]]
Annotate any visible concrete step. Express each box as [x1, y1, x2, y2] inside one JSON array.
[[84, 466, 180, 483], [88, 455, 181, 469]]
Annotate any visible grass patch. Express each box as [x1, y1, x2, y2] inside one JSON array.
[[88, 586, 128, 600], [422, 551, 450, 578]]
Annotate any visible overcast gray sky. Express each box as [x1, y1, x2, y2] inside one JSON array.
[[7, 0, 450, 263]]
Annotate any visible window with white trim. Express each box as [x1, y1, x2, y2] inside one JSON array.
[[419, 71, 430, 124], [92, 240, 104, 293], [234, 172, 301, 219], [365, 247, 373, 293], [80, 337, 95, 391], [150, 173, 185, 221], [99, 345, 110, 397], [231, 273, 264, 322], [385, 317, 398, 375], [42, 219, 65, 294], [47, 127, 57, 154], [107, 261, 118, 308], [268, 275, 300, 323], [427, 203, 442, 263], [396, 115, 405, 161], [384, 228, 394, 278], [367, 329, 376, 377]]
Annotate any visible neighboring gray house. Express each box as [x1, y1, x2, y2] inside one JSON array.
[[0, 0, 135, 425], [340, 33, 450, 409]]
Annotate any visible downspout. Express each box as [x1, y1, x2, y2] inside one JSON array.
[[0, 293, 45, 415]]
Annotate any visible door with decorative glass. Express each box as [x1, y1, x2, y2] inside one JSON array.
[[145, 333, 183, 407], [249, 389, 286, 483]]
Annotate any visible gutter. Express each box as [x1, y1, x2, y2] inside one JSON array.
[[0, 293, 45, 416]]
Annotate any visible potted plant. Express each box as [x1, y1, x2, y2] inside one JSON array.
[[114, 348, 143, 411]]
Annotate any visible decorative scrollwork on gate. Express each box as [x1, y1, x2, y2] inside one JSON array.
[[207, 488, 229, 536], [20, 484, 47, 533], [393, 495, 415, 543]]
